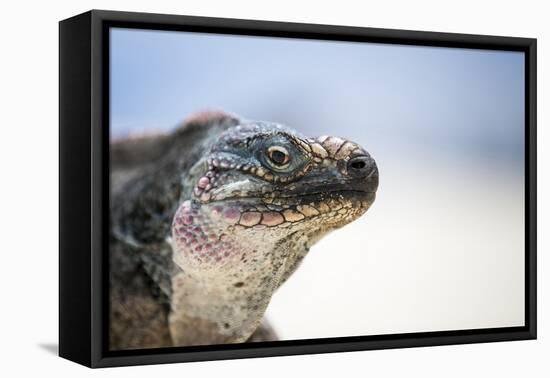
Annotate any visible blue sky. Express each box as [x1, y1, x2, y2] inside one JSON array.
[[110, 28, 525, 167]]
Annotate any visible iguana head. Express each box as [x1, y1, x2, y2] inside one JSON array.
[[173, 118, 377, 269], [170, 114, 378, 342]]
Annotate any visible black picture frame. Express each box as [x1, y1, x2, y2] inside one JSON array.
[[59, 9, 537, 368]]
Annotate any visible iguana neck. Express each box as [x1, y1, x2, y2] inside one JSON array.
[[169, 200, 309, 346], [169, 260, 280, 346]]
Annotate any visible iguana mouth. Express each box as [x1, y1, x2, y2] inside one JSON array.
[[276, 189, 376, 198], [203, 189, 375, 209], [204, 165, 379, 204]]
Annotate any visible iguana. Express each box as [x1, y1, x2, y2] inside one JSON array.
[[110, 111, 379, 350]]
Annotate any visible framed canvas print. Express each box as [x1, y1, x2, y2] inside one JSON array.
[[59, 10, 537, 368]]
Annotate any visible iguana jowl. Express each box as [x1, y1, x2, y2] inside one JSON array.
[[110, 112, 379, 349]]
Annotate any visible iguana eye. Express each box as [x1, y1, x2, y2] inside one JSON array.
[[267, 146, 290, 167]]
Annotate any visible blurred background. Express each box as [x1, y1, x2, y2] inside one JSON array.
[[110, 28, 525, 340]]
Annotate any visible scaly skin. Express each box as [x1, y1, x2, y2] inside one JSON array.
[[109, 112, 378, 349]]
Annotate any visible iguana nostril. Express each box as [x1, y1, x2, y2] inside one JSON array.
[[347, 156, 372, 176], [350, 160, 366, 170]]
